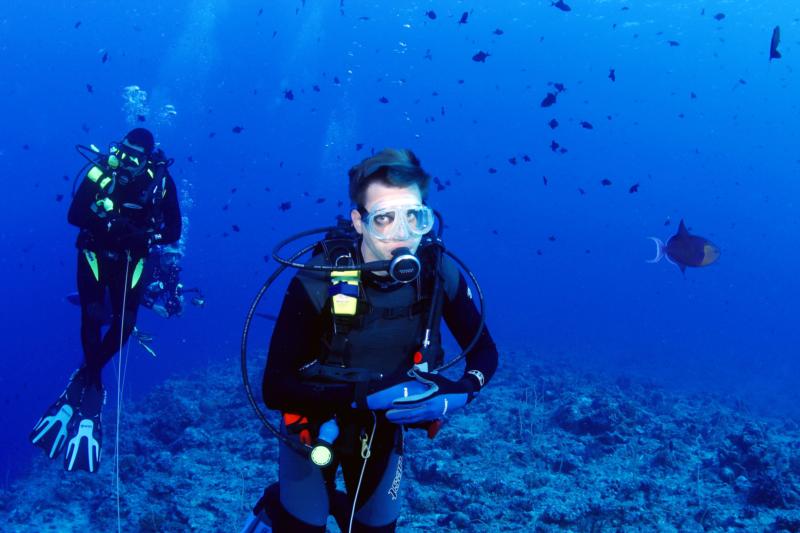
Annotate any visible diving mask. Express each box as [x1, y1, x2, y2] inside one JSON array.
[[109, 142, 147, 179], [361, 202, 434, 241]]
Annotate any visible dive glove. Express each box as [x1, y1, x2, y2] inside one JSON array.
[[385, 370, 478, 424], [358, 379, 430, 411]]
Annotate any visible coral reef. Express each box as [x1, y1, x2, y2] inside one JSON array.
[[2, 349, 799, 531]]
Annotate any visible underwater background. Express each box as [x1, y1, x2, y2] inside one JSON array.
[[1, 0, 799, 530]]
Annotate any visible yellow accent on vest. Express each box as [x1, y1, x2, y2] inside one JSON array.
[[330, 270, 360, 316], [96, 198, 114, 212], [87, 166, 104, 183], [131, 258, 145, 289], [99, 177, 112, 189], [147, 168, 154, 178], [83, 250, 99, 282]]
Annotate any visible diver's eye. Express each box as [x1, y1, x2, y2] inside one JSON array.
[[373, 213, 395, 227]]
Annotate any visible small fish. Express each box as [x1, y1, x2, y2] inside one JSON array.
[[550, 140, 560, 152], [690, 91, 697, 99], [101, 51, 108, 63], [543, 176, 548, 186], [548, 235, 556, 242], [425, 10, 436, 20], [667, 40, 680, 47], [579, 121, 594, 129], [232, 224, 241, 232], [316, 198, 326, 204], [548, 118, 559, 129], [74, 21, 82, 29], [508, 157, 517, 165], [136, 114, 146, 122], [713, 13, 725, 21], [552, 0, 571, 12], [258, 8, 263, 16], [629, 183, 639, 193], [552, 82, 566, 93], [578, 188, 586, 195], [522, 154, 531, 162], [770, 26, 781, 61], [279, 201, 292, 211], [472, 51, 490, 62], [541, 92, 557, 107], [209, 132, 217, 138], [647, 219, 720, 274], [86, 84, 93, 93], [458, 12, 469, 24], [56, 194, 64, 202], [312, 84, 320, 92], [232, 126, 244, 133], [601, 178, 612, 186], [609, 68, 616, 82], [488, 168, 497, 174], [378, 96, 389, 103], [284, 89, 294, 100], [493, 28, 504, 36]]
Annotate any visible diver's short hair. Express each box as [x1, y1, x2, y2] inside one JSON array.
[[348, 148, 431, 209]]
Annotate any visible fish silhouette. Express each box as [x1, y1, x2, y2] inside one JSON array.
[[647, 219, 720, 274]]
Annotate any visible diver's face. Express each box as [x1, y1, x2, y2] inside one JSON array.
[[118, 140, 148, 180], [351, 182, 424, 263], [161, 253, 180, 268]]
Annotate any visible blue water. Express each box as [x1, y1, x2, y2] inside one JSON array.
[[1, 0, 798, 488]]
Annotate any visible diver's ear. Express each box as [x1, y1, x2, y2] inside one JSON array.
[[351, 209, 364, 235]]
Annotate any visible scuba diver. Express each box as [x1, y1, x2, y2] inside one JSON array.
[[29, 128, 182, 473], [241, 149, 498, 532], [141, 243, 205, 319]]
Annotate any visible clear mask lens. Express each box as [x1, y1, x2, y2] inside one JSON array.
[[364, 204, 434, 241]]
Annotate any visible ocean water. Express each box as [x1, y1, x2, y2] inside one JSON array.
[[0, 0, 798, 529]]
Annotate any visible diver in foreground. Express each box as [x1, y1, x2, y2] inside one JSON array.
[[30, 128, 182, 473], [241, 149, 498, 532]]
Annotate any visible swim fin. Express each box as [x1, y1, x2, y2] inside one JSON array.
[[29, 368, 89, 459], [63, 382, 105, 473]]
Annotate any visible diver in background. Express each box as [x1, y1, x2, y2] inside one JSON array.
[[141, 243, 205, 319], [242, 149, 498, 532], [29, 128, 181, 473]]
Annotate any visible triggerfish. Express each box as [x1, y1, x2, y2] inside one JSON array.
[[647, 219, 720, 273]]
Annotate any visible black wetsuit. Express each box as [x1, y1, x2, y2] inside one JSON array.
[[67, 159, 181, 386], [260, 247, 498, 532]]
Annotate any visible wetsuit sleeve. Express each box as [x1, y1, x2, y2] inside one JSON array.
[[67, 176, 105, 233], [154, 174, 182, 245], [262, 276, 355, 418], [441, 259, 499, 393]]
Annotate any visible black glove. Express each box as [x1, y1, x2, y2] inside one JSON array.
[[107, 217, 151, 252]]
